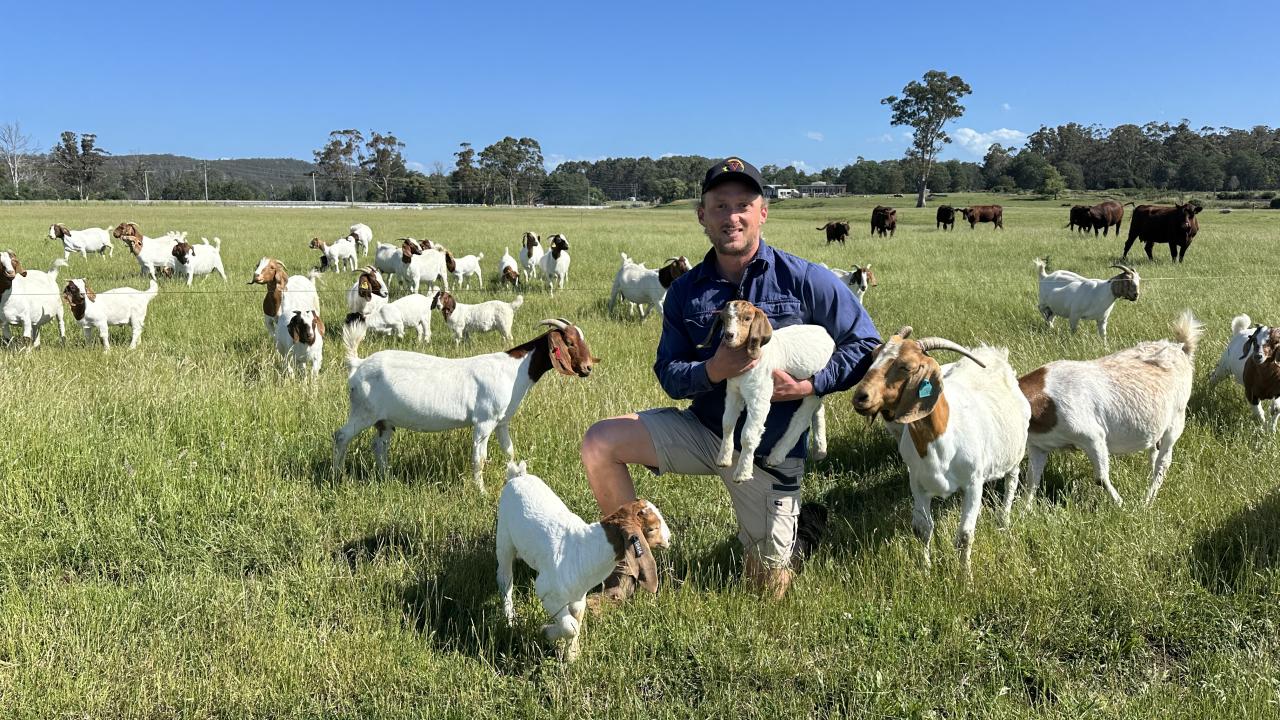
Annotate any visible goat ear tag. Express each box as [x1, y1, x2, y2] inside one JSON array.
[[918, 379, 934, 399], [629, 536, 645, 557], [359, 279, 369, 290]]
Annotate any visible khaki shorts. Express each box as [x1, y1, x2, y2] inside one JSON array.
[[638, 407, 803, 569]]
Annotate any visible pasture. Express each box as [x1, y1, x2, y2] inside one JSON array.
[[1, 196, 1279, 718]]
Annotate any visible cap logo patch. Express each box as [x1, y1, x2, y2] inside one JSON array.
[[724, 158, 745, 172]]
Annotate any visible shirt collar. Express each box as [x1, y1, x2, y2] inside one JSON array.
[[693, 236, 774, 284]]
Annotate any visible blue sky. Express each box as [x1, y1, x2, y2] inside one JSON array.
[[4, 0, 1277, 172]]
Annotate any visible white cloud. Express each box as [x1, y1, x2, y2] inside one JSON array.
[[1001, 102, 1011, 111], [544, 153, 608, 170], [952, 127, 1028, 156], [406, 161, 426, 172], [879, 133, 894, 143], [785, 160, 813, 172], [806, 131, 824, 142]]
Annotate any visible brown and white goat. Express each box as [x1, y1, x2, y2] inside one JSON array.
[[1240, 325, 1280, 432]]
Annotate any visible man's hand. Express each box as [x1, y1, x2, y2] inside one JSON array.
[[705, 343, 758, 383], [771, 370, 814, 402]]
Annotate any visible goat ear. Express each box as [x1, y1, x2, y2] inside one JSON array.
[[746, 309, 772, 359], [630, 533, 659, 594], [892, 361, 943, 425], [313, 314, 325, 340], [697, 314, 723, 350], [84, 283, 96, 303]]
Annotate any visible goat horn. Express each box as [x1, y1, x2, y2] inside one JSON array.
[[915, 337, 987, 368], [538, 318, 570, 331], [895, 326, 913, 339], [664, 257, 680, 263]]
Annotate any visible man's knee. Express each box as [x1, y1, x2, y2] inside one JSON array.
[[580, 414, 644, 466]]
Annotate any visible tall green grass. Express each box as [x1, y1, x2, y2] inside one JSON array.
[[0, 197, 1277, 717]]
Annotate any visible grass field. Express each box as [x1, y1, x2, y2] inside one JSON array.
[[1, 195, 1279, 718]]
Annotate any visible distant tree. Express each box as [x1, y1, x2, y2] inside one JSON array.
[[1009, 151, 1052, 191], [1176, 153, 1225, 191], [981, 143, 1013, 187], [1038, 166, 1067, 198], [50, 131, 109, 200], [1054, 160, 1086, 190], [450, 142, 484, 204], [0, 122, 37, 194], [478, 136, 545, 205], [395, 171, 450, 203], [362, 131, 407, 202], [314, 129, 364, 201], [1225, 150, 1269, 190], [650, 177, 688, 203], [881, 70, 972, 207]]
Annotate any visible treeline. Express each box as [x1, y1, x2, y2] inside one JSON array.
[[3, 120, 1279, 202]]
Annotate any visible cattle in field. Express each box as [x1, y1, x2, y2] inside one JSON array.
[[1122, 203, 1201, 262], [1066, 205, 1091, 233], [936, 205, 955, 230], [957, 205, 1003, 229], [870, 206, 897, 238], [1086, 200, 1129, 237], [817, 221, 850, 244]]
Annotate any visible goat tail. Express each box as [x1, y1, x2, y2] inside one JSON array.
[[144, 279, 159, 297], [1032, 257, 1047, 278], [620, 252, 631, 264], [511, 295, 524, 309], [48, 258, 69, 277], [1171, 310, 1203, 357], [212, 236, 222, 250], [476, 252, 484, 260], [343, 314, 368, 373], [1231, 314, 1252, 335]]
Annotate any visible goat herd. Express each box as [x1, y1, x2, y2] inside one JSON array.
[[1, 208, 1270, 662]]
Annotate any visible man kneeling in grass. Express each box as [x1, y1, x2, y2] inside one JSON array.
[[580, 157, 881, 599]]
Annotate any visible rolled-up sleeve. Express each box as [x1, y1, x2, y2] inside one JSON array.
[[802, 268, 881, 396], [654, 282, 715, 399]]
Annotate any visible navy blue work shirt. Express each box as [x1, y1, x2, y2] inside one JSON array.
[[654, 238, 882, 460]]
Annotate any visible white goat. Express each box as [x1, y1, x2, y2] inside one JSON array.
[[519, 231, 543, 280], [334, 317, 595, 490], [61, 278, 159, 351], [171, 237, 227, 286], [1207, 314, 1255, 390], [347, 223, 373, 256], [697, 300, 835, 483], [346, 266, 391, 317], [363, 293, 435, 343], [821, 262, 877, 304], [432, 291, 523, 343], [310, 236, 358, 273], [0, 251, 67, 347], [395, 241, 451, 294], [49, 224, 114, 260], [497, 462, 670, 662], [539, 235, 570, 296], [1020, 311, 1202, 507], [114, 223, 178, 280], [1239, 324, 1280, 432], [852, 329, 1030, 573], [499, 247, 520, 290], [608, 254, 690, 318], [450, 252, 484, 289], [274, 307, 324, 376], [1035, 258, 1139, 342], [249, 258, 322, 336]]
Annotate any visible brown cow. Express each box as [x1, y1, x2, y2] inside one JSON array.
[[936, 205, 955, 230], [957, 205, 1003, 229], [817, 221, 850, 244], [870, 206, 897, 238], [1123, 203, 1201, 262], [1085, 200, 1130, 237]]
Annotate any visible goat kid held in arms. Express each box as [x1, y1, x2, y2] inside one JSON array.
[[579, 157, 881, 600]]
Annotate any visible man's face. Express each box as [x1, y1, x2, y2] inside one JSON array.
[[697, 181, 767, 258]]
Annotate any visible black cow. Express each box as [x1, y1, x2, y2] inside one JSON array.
[[817, 221, 850, 244], [871, 206, 897, 238], [1122, 203, 1201, 262], [936, 205, 955, 230], [1066, 205, 1091, 233]]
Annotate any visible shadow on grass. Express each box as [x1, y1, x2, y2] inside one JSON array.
[[1190, 488, 1280, 595]]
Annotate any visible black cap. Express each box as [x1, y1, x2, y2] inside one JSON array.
[[701, 157, 765, 196]]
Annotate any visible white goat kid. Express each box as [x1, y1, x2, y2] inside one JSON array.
[[334, 317, 595, 490], [539, 235, 571, 296], [608, 254, 691, 318], [432, 290, 523, 343], [0, 251, 67, 347], [450, 252, 484, 289], [499, 247, 520, 290], [1208, 314, 1256, 390], [519, 231, 543, 281], [346, 266, 391, 317], [852, 329, 1030, 573], [697, 300, 835, 483], [274, 307, 324, 376], [497, 464, 670, 662], [395, 240, 451, 294], [1019, 311, 1202, 507], [61, 278, 159, 351], [171, 237, 228, 286], [821, 262, 877, 304], [347, 223, 373, 256], [49, 224, 114, 260], [363, 293, 435, 342], [310, 236, 358, 273], [1035, 258, 1139, 342]]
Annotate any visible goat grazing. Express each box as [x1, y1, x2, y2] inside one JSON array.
[[497, 462, 670, 662], [62, 278, 159, 351], [607, 254, 690, 318], [1019, 311, 1203, 507], [432, 290, 523, 343], [310, 236, 358, 273], [334, 317, 595, 490], [696, 300, 835, 483], [49, 224, 114, 260], [0, 251, 67, 347], [171, 237, 227, 286], [1035, 258, 1139, 342], [539, 235, 571, 296], [852, 329, 1030, 573], [347, 223, 373, 256], [1240, 324, 1280, 432], [519, 231, 543, 280], [499, 247, 520, 290]]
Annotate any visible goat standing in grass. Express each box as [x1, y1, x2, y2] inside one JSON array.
[[1035, 258, 1139, 343]]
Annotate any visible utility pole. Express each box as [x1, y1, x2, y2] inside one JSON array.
[[309, 172, 317, 202], [142, 170, 151, 201], [349, 171, 355, 204], [581, 169, 589, 206], [202, 160, 209, 201]]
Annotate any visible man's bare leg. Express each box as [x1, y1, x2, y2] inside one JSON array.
[[579, 414, 660, 515]]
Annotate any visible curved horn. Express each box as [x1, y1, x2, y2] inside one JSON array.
[[895, 325, 913, 339], [915, 337, 987, 368], [1108, 263, 1132, 274], [538, 318, 570, 331], [664, 256, 680, 263]]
